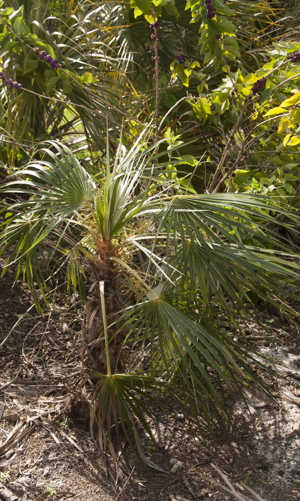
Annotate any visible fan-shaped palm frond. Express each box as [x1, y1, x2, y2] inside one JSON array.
[[0, 0, 138, 159]]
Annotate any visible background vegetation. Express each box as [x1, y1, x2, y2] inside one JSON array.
[[0, 0, 299, 467]]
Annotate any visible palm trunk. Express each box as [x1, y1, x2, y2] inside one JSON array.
[[80, 239, 124, 375]]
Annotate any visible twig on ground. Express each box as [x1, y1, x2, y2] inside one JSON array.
[[0, 481, 34, 501], [0, 306, 46, 348], [0, 373, 22, 393], [0, 421, 36, 456], [21, 322, 43, 364], [209, 464, 266, 501], [114, 467, 135, 501], [56, 427, 83, 452]]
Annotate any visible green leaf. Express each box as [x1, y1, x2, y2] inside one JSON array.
[[218, 17, 236, 34], [80, 72, 95, 84], [164, 0, 179, 18], [164, 92, 177, 108], [284, 183, 295, 194], [23, 52, 38, 74], [214, 0, 235, 16], [9, 5, 23, 21], [14, 17, 29, 36], [46, 76, 59, 92], [0, 33, 10, 49], [174, 155, 198, 166], [62, 75, 73, 94], [1, 7, 14, 16], [260, 87, 273, 103], [130, 0, 151, 15]]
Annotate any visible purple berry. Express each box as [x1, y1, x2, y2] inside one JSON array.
[[150, 23, 154, 30], [207, 4, 214, 10], [50, 58, 58, 68], [288, 51, 300, 63], [44, 54, 52, 63], [288, 51, 298, 62], [16, 83, 22, 89], [154, 21, 159, 28], [215, 34, 221, 39], [176, 54, 187, 68], [251, 77, 267, 95], [12, 81, 18, 88], [39, 51, 47, 60], [205, 0, 211, 3], [207, 11, 215, 18]]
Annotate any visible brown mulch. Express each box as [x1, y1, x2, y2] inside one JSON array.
[[1, 257, 300, 501]]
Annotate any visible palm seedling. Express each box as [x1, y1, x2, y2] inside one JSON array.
[[0, 131, 299, 467]]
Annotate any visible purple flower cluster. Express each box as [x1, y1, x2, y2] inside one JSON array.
[[176, 54, 187, 68], [205, 0, 216, 19], [0, 72, 22, 89], [33, 47, 60, 69], [149, 21, 159, 44], [176, 54, 185, 64], [251, 77, 267, 95], [149, 22, 160, 79], [287, 51, 300, 63]]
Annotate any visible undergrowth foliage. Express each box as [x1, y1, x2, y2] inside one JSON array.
[[0, 0, 300, 468]]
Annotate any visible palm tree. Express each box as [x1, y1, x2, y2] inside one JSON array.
[[0, 0, 137, 164], [0, 134, 299, 465]]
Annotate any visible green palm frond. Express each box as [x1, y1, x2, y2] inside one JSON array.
[[90, 371, 169, 470], [155, 194, 299, 316], [119, 290, 274, 446], [0, 140, 96, 308], [0, 0, 139, 154], [2, 141, 94, 216]]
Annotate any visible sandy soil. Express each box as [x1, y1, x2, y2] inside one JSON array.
[[1, 256, 300, 501]]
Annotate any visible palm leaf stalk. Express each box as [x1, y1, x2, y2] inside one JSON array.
[[0, 134, 299, 465]]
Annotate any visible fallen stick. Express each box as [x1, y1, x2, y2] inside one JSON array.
[[0, 402, 5, 421], [0, 481, 34, 501], [209, 464, 266, 501]]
